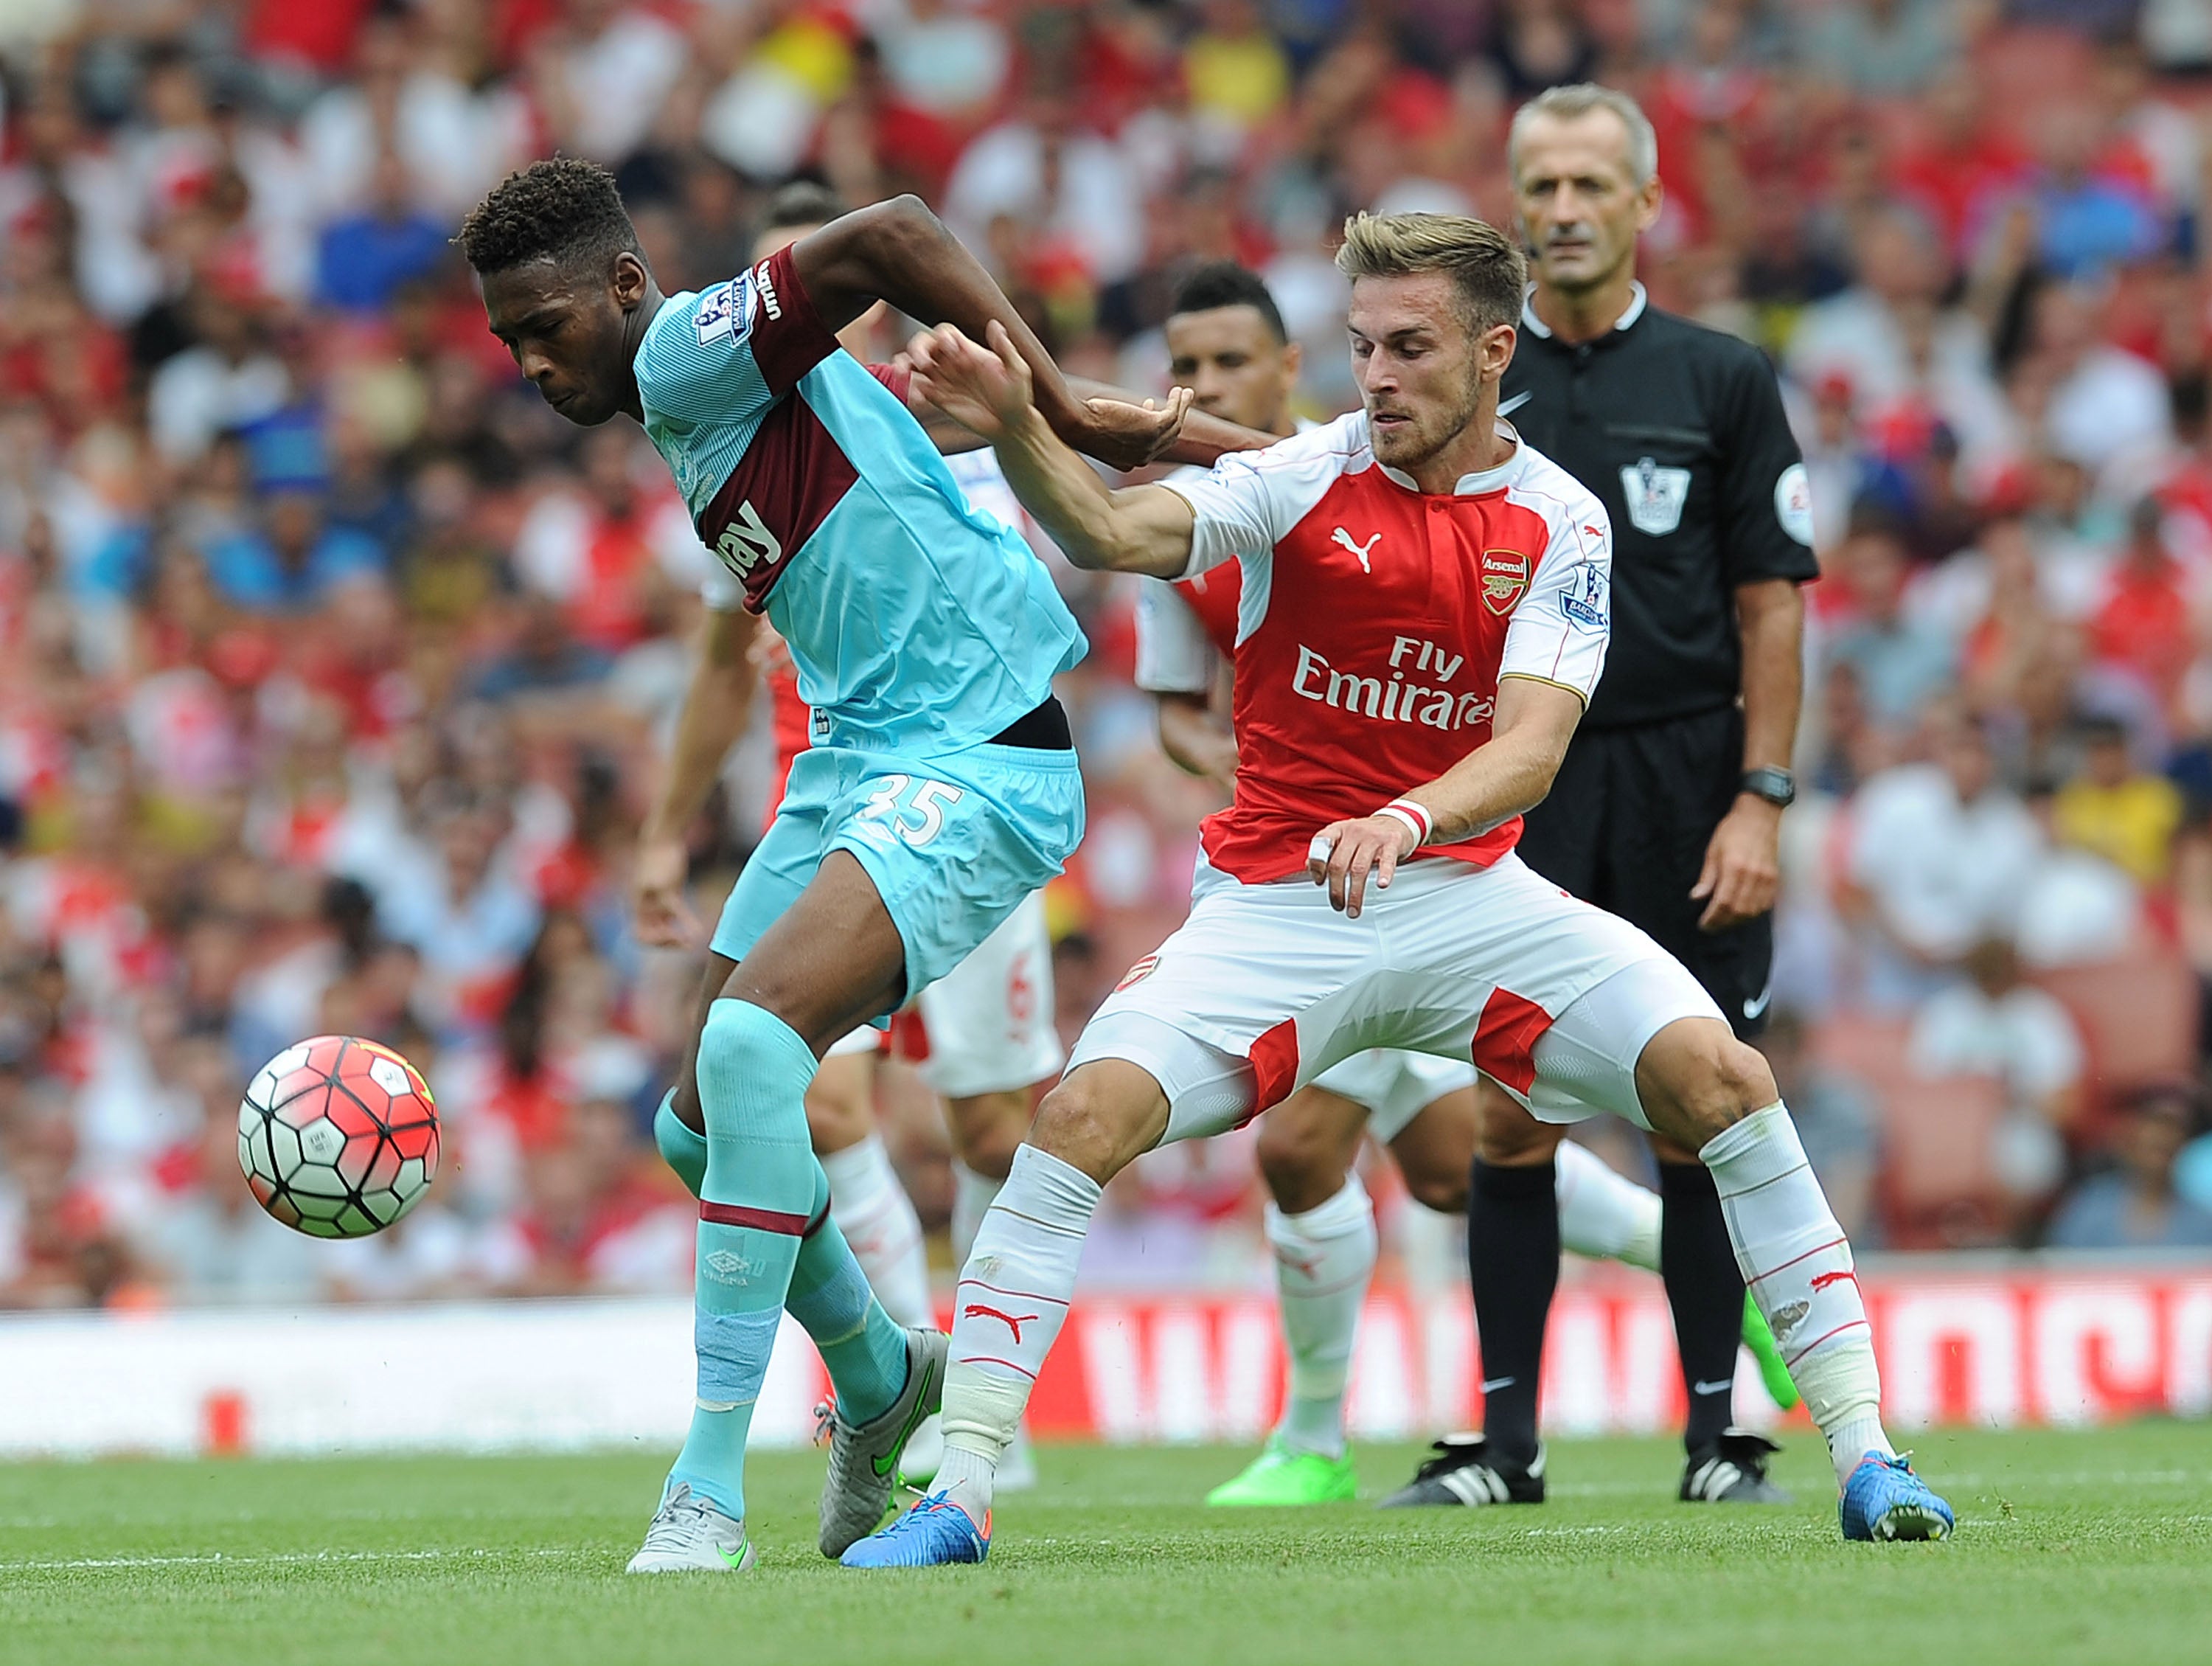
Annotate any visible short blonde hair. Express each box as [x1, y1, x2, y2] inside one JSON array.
[[1334, 212, 1527, 335]]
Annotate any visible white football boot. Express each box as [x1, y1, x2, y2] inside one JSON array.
[[625, 1482, 757, 1574]]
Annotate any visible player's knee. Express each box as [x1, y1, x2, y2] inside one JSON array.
[[1255, 1112, 1340, 1207], [1028, 1066, 1164, 1185], [804, 1058, 875, 1153], [1399, 1160, 1467, 1214], [1638, 1021, 1777, 1148], [1475, 1099, 1560, 1167], [951, 1091, 1028, 1179]]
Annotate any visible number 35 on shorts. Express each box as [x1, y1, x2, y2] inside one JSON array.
[[852, 774, 966, 847]]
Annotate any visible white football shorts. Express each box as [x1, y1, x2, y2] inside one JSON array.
[[1071, 850, 1724, 1145], [1307, 1049, 1477, 1144], [904, 889, 1063, 1100]]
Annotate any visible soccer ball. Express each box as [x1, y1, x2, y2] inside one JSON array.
[[238, 1035, 440, 1239]]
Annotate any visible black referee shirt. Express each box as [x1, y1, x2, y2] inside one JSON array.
[[1501, 287, 1819, 732]]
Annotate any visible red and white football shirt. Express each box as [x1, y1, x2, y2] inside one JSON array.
[[1133, 544, 1240, 694], [1160, 412, 1612, 883]]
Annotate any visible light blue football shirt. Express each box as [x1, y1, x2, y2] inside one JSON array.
[[633, 244, 1085, 752]]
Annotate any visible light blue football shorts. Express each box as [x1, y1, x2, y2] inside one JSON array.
[[711, 735, 1084, 1009]]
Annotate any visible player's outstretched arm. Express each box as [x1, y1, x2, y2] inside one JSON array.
[[1307, 676, 1586, 917], [635, 603, 763, 947], [791, 196, 1181, 471], [908, 321, 1200, 578]]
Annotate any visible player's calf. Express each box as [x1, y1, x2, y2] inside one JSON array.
[[852, 1064, 1167, 1563], [1632, 1018, 1951, 1533], [1254, 1088, 1365, 1215], [945, 1086, 1032, 1183]]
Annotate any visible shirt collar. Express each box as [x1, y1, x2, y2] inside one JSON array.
[[1520, 281, 1646, 341], [1375, 420, 1527, 496]]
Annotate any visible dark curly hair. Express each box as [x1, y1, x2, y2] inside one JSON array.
[[1168, 261, 1287, 344], [754, 179, 849, 245], [456, 157, 645, 277]]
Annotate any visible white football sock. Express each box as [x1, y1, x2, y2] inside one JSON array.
[[1265, 1175, 1376, 1460], [1701, 1103, 1894, 1488], [951, 1161, 1003, 1266], [936, 1144, 1100, 1516], [818, 1134, 933, 1332], [1554, 1138, 1662, 1272]]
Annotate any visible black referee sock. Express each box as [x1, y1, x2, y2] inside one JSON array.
[[1658, 1160, 1745, 1456], [1469, 1157, 1559, 1471]]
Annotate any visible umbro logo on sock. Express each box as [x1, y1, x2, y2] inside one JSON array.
[[706, 1249, 766, 1283]]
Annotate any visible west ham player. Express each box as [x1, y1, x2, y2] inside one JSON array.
[[460, 159, 1230, 1572], [635, 184, 1065, 1488], [1138, 263, 1791, 1509], [847, 212, 1952, 1566]]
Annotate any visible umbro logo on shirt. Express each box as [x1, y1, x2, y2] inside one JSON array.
[[751, 257, 783, 321]]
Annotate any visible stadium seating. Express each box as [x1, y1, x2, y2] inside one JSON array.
[[1874, 1072, 2011, 1249], [2034, 954, 2200, 1122]]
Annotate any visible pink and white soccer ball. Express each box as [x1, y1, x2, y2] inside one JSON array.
[[237, 1035, 441, 1240]]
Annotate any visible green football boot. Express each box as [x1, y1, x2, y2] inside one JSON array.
[[1742, 1292, 1800, 1410], [1206, 1437, 1358, 1507]]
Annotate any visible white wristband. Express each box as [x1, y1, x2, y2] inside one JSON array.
[[1376, 800, 1430, 849]]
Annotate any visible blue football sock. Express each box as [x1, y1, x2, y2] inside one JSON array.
[[664, 1000, 819, 1519], [787, 1159, 911, 1426], [653, 1088, 706, 1198]]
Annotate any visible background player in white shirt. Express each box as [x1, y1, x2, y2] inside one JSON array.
[[1137, 263, 1783, 1509], [633, 185, 1062, 1488], [846, 212, 1950, 1568]]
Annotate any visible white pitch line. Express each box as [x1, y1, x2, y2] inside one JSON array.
[[0, 1547, 580, 1573]]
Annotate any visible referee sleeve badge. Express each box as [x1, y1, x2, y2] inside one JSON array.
[[1773, 462, 1816, 546], [1620, 456, 1691, 536]]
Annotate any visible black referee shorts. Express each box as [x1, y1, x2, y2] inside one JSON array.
[[1516, 704, 1772, 1041]]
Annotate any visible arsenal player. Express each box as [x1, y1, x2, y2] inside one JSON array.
[[844, 212, 1950, 1569], [1135, 263, 1790, 1511]]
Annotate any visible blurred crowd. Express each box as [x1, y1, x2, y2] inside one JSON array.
[[5, 0, 2212, 1310]]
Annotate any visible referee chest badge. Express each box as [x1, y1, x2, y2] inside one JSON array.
[[1621, 456, 1691, 535], [1480, 547, 1530, 614]]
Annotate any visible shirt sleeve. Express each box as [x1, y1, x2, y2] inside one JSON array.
[[1134, 580, 1217, 694], [1715, 344, 1822, 586], [1499, 494, 1612, 706], [1157, 416, 1358, 579], [633, 243, 842, 428], [699, 563, 745, 612]]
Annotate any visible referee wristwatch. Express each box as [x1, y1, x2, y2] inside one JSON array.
[[1739, 766, 1796, 808]]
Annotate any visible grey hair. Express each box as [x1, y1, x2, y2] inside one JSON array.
[[1508, 83, 1659, 187]]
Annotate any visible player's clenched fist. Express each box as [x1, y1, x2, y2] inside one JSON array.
[[632, 833, 702, 948]]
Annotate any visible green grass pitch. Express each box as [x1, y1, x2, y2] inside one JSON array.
[[3, 1426, 2211, 1666]]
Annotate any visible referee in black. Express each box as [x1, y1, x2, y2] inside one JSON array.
[[1382, 84, 1817, 1509]]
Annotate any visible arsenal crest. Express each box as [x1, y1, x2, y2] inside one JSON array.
[[1620, 455, 1691, 536], [1115, 954, 1160, 990], [1480, 547, 1530, 614]]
